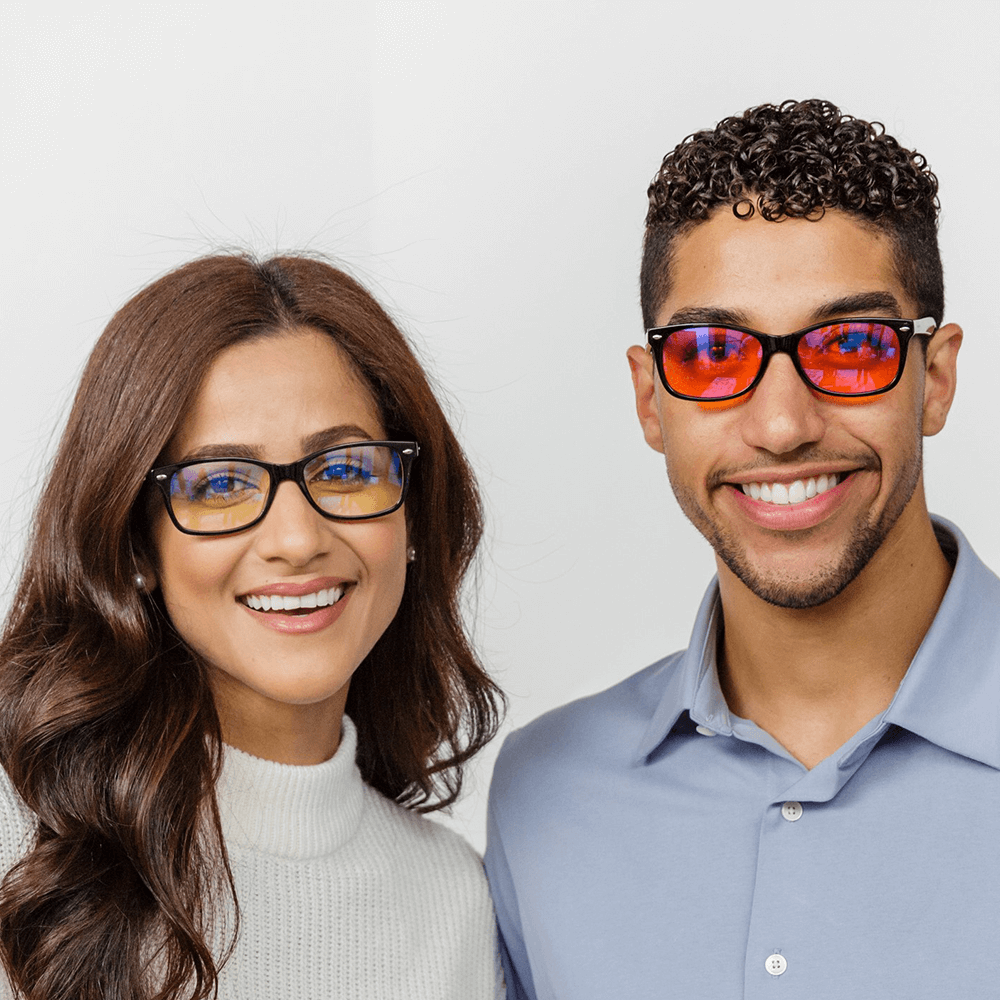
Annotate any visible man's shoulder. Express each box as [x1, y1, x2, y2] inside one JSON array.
[[491, 651, 685, 804]]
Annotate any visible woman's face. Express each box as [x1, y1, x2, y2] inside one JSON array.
[[149, 326, 409, 763]]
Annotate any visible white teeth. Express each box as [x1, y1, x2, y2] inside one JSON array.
[[242, 585, 345, 613], [317, 586, 345, 607], [742, 473, 842, 507]]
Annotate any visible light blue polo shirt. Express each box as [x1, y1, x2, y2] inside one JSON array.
[[485, 517, 1000, 999]]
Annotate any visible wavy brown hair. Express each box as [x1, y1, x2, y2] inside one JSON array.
[[641, 98, 944, 328], [0, 254, 503, 999]]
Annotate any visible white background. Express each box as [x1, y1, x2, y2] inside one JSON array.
[[2, 3, 997, 851]]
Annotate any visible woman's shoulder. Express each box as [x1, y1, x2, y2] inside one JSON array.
[[359, 784, 488, 885], [0, 766, 37, 870]]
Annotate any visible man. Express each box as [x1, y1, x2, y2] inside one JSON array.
[[485, 99, 998, 998]]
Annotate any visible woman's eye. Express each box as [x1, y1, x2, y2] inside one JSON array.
[[316, 462, 372, 485], [195, 474, 250, 497], [177, 466, 259, 504]]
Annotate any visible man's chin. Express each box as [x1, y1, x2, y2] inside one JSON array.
[[716, 523, 886, 609]]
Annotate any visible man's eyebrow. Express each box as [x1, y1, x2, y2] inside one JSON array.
[[176, 424, 377, 464], [807, 292, 903, 322], [659, 306, 753, 328], [658, 292, 905, 332]]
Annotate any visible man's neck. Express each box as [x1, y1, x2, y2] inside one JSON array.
[[715, 507, 953, 769]]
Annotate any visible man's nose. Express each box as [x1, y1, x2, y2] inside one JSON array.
[[739, 353, 826, 456]]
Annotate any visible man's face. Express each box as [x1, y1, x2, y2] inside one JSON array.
[[627, 207, 960, 609]]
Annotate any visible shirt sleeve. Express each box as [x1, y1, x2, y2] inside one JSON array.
[[484, 762, 538, 1000]]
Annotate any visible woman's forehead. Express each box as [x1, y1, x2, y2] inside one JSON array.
[[166, 327, 385, 464]]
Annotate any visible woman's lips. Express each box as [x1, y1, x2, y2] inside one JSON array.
[[238, 585, 353, 634]]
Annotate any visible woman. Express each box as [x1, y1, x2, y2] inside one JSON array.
[[0, 255, 504, 999]]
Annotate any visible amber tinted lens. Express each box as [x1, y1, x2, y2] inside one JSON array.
[[304, 445, 404, 518], [798, 322, 901, 394], [661, 327, 764, 399], [168, 461, 269, 532]]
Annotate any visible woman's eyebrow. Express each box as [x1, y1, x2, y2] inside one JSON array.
[[177, 443, 262, 463], [175, 425, 378, 465], [300, 424, 377, 455]]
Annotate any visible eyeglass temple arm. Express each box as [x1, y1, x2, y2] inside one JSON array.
[[914, 317, 937, 337]]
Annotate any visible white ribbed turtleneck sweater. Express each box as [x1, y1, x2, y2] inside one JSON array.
[[0, 716, 503, 999]]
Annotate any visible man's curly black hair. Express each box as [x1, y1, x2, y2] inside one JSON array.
[[640, 99, 943, 329]]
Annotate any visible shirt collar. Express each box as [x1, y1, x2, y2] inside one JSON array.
[[635, 581, 724, 761], [883, 517, 1000, 769], [636, 516, 1000, 768]]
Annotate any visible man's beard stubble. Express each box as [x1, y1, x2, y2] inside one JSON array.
[[667, 445, 923, 610]]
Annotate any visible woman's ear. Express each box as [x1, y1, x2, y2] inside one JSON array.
[[133, 555, 158, 593]]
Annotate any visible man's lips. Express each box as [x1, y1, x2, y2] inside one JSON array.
[[724, 471, 864, 530], [735, 471, 845, 506]]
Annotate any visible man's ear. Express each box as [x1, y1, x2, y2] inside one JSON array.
[[922, 322, 962, 437], [626, 345, 666, 454]]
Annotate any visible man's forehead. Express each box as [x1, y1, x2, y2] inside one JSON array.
[[655, 208, 912, 330]]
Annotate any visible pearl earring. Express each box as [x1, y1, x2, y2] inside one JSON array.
[[133, 573, 148, 591], [406, 546, 417, 563]]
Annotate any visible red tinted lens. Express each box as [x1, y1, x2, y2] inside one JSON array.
[[661, 327, 763, 399], [798, 322, 901, 394]]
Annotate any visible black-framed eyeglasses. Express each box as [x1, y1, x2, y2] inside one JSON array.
[[645, 316, 936, 401], [148, 441, 419, 536]]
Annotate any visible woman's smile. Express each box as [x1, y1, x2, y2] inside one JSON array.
[[238, 578, 353, 633]]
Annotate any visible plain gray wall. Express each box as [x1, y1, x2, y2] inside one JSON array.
[[2, 2, 997, 850]]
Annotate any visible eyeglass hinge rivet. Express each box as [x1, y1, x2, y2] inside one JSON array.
[[155, 474, 167, 480]]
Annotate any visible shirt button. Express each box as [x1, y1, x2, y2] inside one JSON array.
[[695, 725, 716, 736], [765, 953, 787, 976], [781, 801, 803, 822]]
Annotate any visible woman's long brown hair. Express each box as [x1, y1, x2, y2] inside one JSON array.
[[0, 255, 503, 999]]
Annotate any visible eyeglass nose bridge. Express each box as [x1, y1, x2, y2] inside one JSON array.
[[752, 331, 817, 392], [262, 458, 322, 515]]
